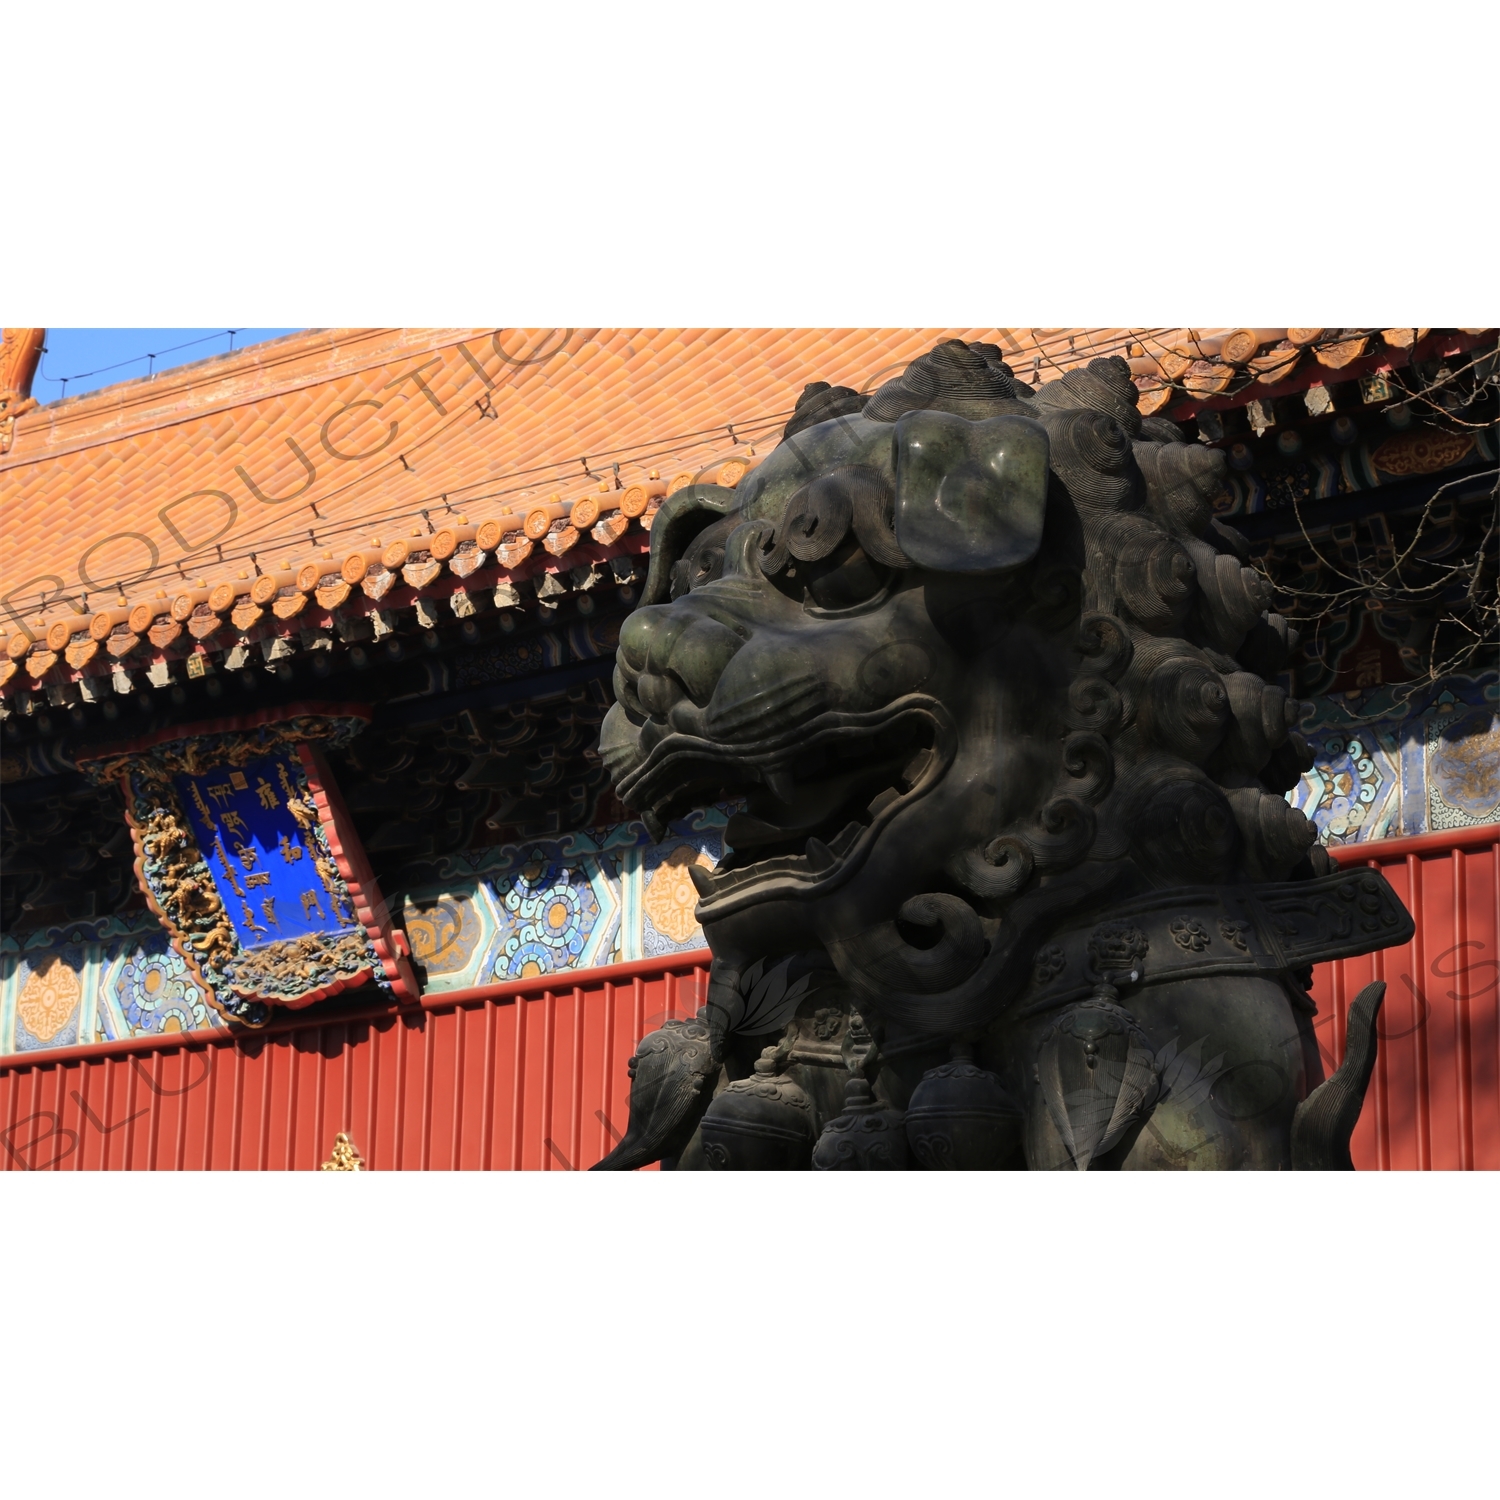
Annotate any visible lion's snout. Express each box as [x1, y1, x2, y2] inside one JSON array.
[[618, 602, 746, 717]]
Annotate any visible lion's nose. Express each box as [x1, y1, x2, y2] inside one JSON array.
[[636, 672, 686, 717], [664, 616, 744, 705], [618, 606, 686, 677], [619, 604, 745, 715]]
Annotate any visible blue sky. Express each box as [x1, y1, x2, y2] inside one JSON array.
[[31, 329, 303, 403]]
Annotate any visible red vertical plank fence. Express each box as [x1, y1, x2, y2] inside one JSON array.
[[5, 825, 1498, 1170], [0, 954, 710, 1172], [1319, 825, 1500, 1171]]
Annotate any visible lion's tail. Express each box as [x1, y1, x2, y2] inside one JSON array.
[[1291, 980, 1385, 1171]]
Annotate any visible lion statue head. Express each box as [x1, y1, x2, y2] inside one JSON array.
[[601, 340, 1321, 1045]]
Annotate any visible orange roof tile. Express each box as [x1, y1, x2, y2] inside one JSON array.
[[3, 325, 1487, 679]]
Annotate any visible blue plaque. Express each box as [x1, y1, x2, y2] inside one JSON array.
[[175, 751, 361, 949], [77, 706, 418, 1025]]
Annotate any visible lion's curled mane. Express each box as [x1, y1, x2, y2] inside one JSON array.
[[778, 341, 1321, 915]]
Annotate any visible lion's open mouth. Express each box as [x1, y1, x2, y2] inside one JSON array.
[[617, 695, 955, 918]]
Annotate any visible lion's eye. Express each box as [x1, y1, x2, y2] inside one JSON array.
[[671, 549, 725, 599], [669, 514, 739, 599], [762, 478, 897, 613], [803, 547, 890, 611]]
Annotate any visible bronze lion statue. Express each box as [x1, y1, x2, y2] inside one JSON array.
[[594, 341, 1412, 1170]]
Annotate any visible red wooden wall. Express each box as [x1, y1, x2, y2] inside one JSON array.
[[0, 955, 708, 1172], [1320, 824, 1500, 1171], [3, 822, 1497, 1170]]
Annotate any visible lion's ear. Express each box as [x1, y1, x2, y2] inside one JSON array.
[[893, 412, 1050, 573]]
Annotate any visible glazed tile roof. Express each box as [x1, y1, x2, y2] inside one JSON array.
[[0, 327, 1152, 615], [1, 324, 1492, 699]]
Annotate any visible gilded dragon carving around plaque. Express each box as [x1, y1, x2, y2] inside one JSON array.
[[82, 709, 399, 1023], [134, 796, 239, 975], [220, 931, 373, 998], [81, 711, 367, 784]]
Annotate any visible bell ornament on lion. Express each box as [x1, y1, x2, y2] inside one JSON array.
[[591, 340, 1412, 1171]]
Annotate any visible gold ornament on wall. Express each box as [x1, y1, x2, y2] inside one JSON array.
[[320, 1132, 365, 1170]]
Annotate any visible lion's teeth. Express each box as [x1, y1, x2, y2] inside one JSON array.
[[804, 837, 836, 872], [643, 810, 666, 842], [764, 770, 795, 803], [901, 749, 934, 788], [688, 864, 715, 897]]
